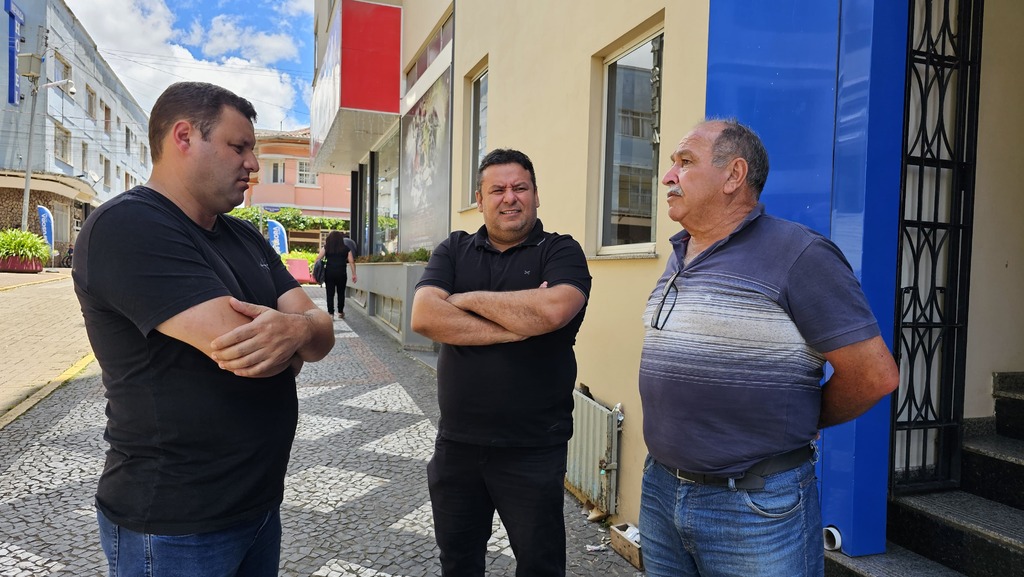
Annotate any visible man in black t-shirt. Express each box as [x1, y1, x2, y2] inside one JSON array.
[[412, 149, 591, 577], [73, 82, 335, 576]]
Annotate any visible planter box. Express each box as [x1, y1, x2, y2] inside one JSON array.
[[0, 256, 43, 273], [348, 262, 433, 350]]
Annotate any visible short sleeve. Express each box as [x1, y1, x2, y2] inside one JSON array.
[[82, 206, 231, 336], [542, 235, 592, 300], [416, 236, 456, 294], [783, 238, 880, 352]]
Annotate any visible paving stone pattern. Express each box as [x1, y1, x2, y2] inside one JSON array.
[[0, 287, 642, 576]]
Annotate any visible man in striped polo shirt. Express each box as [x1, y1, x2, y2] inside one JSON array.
[[638, 119, 899, 577]]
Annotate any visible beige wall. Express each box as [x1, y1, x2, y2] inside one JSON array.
[[449, 1, 710, 524], [965, 0, 1024, 418]]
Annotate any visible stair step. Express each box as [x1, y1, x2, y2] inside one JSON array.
[[963, 435, 1024, 510], [825, 542, 966, 577], [889, 491, 1024, 576], [994, 372, 1024, 395], [994, 396, 1024, 441]]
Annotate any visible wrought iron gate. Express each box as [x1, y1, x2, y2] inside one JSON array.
[[892, 0, 984, 493]]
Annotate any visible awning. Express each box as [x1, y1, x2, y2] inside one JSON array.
[[0, 171, 98, 205]]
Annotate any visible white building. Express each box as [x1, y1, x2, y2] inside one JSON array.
[[1, 0, 149, 254]]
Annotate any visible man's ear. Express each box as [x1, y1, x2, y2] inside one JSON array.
[[476, 190, 483, 212], [723, 157, 748, 195], [170, 120, 193, 154]]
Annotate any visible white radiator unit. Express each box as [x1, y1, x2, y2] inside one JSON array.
[[566, 389, 622, 514]]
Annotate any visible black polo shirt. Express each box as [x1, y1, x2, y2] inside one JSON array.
[[417, 220, 591, 446]]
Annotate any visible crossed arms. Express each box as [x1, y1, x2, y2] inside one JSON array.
[[156, 287, 335, 378], [410, 283, 586, 346]]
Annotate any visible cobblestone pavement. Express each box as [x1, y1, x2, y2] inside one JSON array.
[[0, 286, 643, 576]]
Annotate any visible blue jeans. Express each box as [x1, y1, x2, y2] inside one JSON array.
[[97, 507, 282, 577], [639, 455, 823, 577], [427, 438, 568, 577]]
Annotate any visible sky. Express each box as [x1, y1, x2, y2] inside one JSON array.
[[63, 0, 315, 131]]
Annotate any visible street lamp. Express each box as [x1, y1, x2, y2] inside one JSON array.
[[20, 77, 75, 231]]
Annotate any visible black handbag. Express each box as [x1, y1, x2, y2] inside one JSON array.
[[313, 258, 326, 284]]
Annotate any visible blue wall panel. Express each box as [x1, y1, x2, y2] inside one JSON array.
[[706, 1, 840, 236], [705, 0, 907, 557]]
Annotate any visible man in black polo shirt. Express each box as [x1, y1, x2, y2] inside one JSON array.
[[411, 148, 591, 577]]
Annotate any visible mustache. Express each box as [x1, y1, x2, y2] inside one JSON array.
[[667, 186, 682, 197]]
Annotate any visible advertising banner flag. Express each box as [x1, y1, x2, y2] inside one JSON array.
[[266, 219, 288, 255], [36, 205, 54, 248]]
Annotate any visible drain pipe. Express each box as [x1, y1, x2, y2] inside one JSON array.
[[823, 526, 842, 551]]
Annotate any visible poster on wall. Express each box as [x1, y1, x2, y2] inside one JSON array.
[[399, 67, 451, 253]]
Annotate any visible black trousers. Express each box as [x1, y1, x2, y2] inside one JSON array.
[[324, 273, 347, 314], [427, 437, 568, 577]]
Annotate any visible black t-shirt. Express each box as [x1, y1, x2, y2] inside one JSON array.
[[72, 186, 300, 535], [416, 220, 591, 446], [324, 245, 350, 278]]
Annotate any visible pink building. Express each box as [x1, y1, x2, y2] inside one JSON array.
[[246, 127, 351, 221]]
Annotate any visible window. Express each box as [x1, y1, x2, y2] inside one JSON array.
[[298, 161, 317, 185], [54, 124, 71, 164], [81, 142, 89, 172], [102, 102, 112, 134], [468, 70, 488, 206], [600, 33, 663, 251], [268, 161, 285, 184], [53, 52, 71, 90], [139, 143, 149, 167], [86, 86, 97, 119], [125, 127, 132, 154], [406, 14, 453, 88], [52, 203, 70, 244], [101, 155, 111, 189]]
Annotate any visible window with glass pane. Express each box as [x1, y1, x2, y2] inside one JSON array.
[[469, 71, 488, 206], [374, 131, 400, 254], [298, 161, 317, 185], [54, 125, 71, 163], [269, 161, 285, 184], [601, 34, 663, 248]]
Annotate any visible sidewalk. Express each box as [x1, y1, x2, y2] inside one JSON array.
[[0, 269, 93, 423], [0, 283, 643, 576]]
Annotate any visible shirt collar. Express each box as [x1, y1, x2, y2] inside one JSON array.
[[473, 219, 546, 251]]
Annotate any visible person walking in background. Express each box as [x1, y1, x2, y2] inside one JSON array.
[[72, 81, 336, 576], [410, 148, 591, 577], [638, 119, 899, 577], [317, 230, 356, 319]]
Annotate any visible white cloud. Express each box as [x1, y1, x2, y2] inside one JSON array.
[[64, 0, 309, 130], [274, 0, 314, 18], [204, 14, 300, 65]]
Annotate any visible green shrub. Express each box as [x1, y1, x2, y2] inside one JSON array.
[[0, 229, 51, 261], [354, 247, 431, 263], [280, 249, 318, 272]]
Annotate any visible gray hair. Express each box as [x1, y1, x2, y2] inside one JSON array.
[[707, 119, 769, 199]]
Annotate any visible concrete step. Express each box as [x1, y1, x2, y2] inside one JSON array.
[[888, 491, 1024, 577], [825, 542, 966, 577], [962, 434, 1024, 511], [994, 372, 1024, 441]]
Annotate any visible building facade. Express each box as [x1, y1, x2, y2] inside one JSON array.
[[246, 127, 352, 250], [1, 0, 149, 254], [313, 0, 1024, 571]]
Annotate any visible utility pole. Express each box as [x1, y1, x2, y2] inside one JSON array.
[[19, 29, 48, 232]]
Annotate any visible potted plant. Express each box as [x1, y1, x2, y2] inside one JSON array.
[[0, 229, 51, 273]]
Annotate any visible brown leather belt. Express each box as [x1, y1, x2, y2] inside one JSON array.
[[658, 445, 814, 491]]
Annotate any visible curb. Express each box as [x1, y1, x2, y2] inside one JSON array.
[[0, 273, 72, 292], [0, 353, 95, 430]]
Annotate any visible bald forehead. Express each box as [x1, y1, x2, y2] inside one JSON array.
[[672, 124, 719, 161]]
